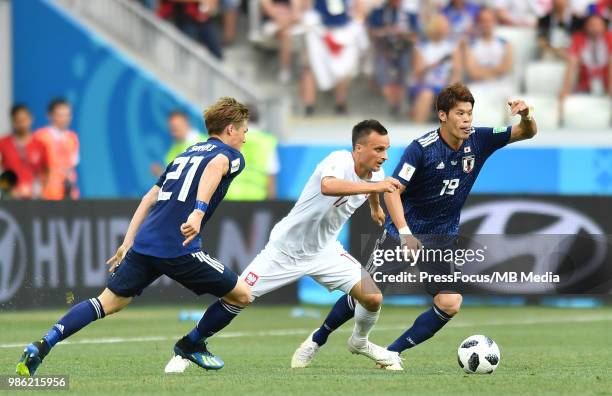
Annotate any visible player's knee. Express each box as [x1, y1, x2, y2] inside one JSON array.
[[359, 293, 383, 312], [435, 293, 462, 316], [223, 280, 252, 308], [97, 289, 131, 315]]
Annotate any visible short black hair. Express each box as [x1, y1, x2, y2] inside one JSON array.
[[436, 83, 475, 122], [10, 104, 30, 118], [0, 170, 18, 188], [168, 109, 189, 120], [352, 119, 388, 149], [48, 97, 70, 113]]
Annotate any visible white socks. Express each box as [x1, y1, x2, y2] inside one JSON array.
[[351, 303, 380, 347]]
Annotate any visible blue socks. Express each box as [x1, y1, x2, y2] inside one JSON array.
[[388, 304, 452, 353], [187, 299, 243, 342], [312, 295, 356, 346], [43, 298, 105, 348]]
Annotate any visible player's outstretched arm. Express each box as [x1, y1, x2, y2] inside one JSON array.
[[508, 100, 538, 144], [106, 185, 160, 272], [368, 193, 385, 226], [180, 153, 230, 246], [384, 187, 422, 253], [321, 176, 402, 197]]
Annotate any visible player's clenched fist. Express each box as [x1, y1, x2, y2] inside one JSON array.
[[181, 210, 204, 246], [376, 177, 402, 193], [507, 100, 530, 118], [400, 234, 422, 262]]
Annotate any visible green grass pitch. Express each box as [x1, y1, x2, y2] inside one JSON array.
[[1, 305, 611, 395]]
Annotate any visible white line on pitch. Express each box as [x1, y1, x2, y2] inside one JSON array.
[[1, 314, 611, 349]]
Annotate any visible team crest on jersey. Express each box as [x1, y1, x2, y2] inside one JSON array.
[[462, 155, 475, 173], [245, 272, 259, 286]]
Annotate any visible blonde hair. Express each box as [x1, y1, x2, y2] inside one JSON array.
[[424, 13, 449, 40], [204, 97, 250, 136]]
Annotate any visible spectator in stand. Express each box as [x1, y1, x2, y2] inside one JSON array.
[[135, 0, 158, 10], [560, 13, 612, 98], [442, 0, 480, 38], [220, 0, 240, 44], [0, 105, 48, 199], [465, 8, 514, 98], [368, 0, 419, 116], [409, 13, 462, 123], [150, 110, 206, 177], [261, 0, 304, 83], [225, 105, 280, 201], [491, 0, 545, 27], [157, 0, 223, 59], [0, 170, 17, 200], [302, 0, 369, 115], [538, 0, 584, 61], [35, 98, 80, 200]]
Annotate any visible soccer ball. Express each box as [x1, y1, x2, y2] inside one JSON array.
[[457, 335, 501, 374]]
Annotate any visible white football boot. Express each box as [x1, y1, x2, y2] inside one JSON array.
[[347, 336, 403, 370], [291, 330, 320, 368], [164, 355, 191, 373]]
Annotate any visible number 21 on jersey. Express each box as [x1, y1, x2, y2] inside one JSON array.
[[158, 156, 204, 202]]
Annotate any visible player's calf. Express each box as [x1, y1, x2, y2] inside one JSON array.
[[16, 289, 129, 376]]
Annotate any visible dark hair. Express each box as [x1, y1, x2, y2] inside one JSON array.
[[10, 104, 30, 118], [352, 119, 388, 149], [168, 110, 189, 120], [436, 83, 475, 122], [48, 97, 70, 113], [0, 170, 18, 188]]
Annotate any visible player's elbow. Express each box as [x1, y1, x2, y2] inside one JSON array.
[[320, 179, 335, 196]]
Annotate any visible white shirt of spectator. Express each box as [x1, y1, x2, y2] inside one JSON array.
[[492, 0, 545, 26], [415, 39, 456, 87], [269, 150, 384, 259], [470, 36, 510, 75], [468, 36, 514, 97]]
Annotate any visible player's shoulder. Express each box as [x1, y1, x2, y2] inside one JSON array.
[[323, 149, 352, 164], [415, 130, 440, 149]]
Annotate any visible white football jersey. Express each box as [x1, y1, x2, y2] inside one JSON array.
[[269, 150, 384, 259]]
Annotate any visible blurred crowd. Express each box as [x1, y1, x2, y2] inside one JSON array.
[[3, 0, 609, 200], [132, 0, 611, 120], [0, 100, 279, 202]]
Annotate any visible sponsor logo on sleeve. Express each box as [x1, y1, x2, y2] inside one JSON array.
[[398, 162, 416, 181], [493, 126, 507, 134], [231, 158, 241, 174]]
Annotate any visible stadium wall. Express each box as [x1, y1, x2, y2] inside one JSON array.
[[0, 201, 297, 309], [11, 0, 205, 198], [0, 0, 11, 135], [1, 198, 609, 309], [277, 146, 612, 199]]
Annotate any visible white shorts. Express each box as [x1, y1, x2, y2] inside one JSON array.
[[240, 241, 364, 301]]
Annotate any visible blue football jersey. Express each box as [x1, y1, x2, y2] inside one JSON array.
[[384, 126, 511, 245], [133, 137, 245, 258]]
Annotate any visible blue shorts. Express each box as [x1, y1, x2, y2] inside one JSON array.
[[107, 249, 238, 298], [366, 230, 462, 296]]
